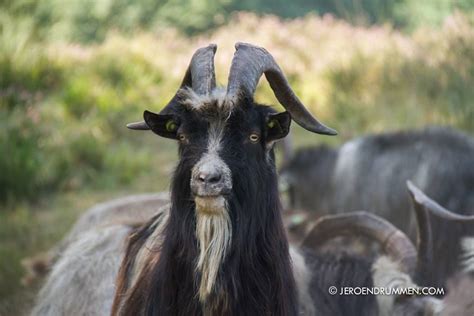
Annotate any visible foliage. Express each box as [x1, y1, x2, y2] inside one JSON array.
[[1, 0, 474, 43], [1, 13, 473, 204]]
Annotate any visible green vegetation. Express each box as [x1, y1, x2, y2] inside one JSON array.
[[3, 12, 473, 204], [2, 0, 474, 42], [1, 1, 473, 314]]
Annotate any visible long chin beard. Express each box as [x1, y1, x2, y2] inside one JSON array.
[[195, 200, 232, 304]]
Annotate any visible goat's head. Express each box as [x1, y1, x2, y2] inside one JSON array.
[[126, 43, 336, 308], [129, 43, 335, 209]]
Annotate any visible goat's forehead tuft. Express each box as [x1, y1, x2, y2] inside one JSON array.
[[177, 87, 233, 115]]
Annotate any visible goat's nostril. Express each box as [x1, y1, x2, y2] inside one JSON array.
[[197, 171, 222, 184], [208, 173, 222, 184]]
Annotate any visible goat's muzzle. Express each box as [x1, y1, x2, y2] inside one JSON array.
[[191, 158, 232, 214]]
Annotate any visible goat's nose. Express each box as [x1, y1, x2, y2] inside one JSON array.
[[198, 171, 222, 184]]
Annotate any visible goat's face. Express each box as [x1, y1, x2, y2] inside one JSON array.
[[144, 88, 291, 216]]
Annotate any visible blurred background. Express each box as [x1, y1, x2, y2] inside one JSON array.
[[0, 0, 473, 314]]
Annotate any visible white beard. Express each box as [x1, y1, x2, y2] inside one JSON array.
[[195, 202, 232, 303]]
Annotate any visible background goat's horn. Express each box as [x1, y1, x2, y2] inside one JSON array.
[[407, 180, 434, 285], [407, 180, 474, 221], [226, 42, 337, 135], [407, 180, 474, 286], [127, 44, 217, 130], [301, 211, 417, 275]]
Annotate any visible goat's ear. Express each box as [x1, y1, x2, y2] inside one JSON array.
[[265, 112, 291, 143], [143, 110, 180, 139]]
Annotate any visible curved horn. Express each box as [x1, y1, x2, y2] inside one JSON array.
[[226, 42, 337, 135], [407, 180, 434, 285], [180, 44, 217, 95], [301, 211, 417, 275], [127, 44, 217, 130], [407, 180, 474, 286], [407, 180, 474, 221], [126, 121, 149, 130]]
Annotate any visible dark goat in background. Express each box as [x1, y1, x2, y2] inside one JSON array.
[[302, 183, 474, 316], [281, 127, 474, 238]]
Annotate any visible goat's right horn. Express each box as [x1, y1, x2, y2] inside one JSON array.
[[226, 42, 337, 136], [301, 211, 417, 275], [127, 44, 217, 130]]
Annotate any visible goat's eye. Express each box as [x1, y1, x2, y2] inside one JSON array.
[[249, 133, 260, 143], [166, 120, 178, 132]]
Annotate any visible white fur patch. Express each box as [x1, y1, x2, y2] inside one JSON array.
[[178, 87, 231, 112], [461, 237, 474, 273], [290, 247, 316, 316], [372, 256, 418, 316]]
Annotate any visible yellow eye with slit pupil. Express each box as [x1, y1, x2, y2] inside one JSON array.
[[166, 120, 177, 132], [249, 134, 259, 142]]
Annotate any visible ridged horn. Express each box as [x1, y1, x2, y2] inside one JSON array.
[[301, 211, 417, 275], [226, 42, 337, 135], [127, 44, 217, 130]]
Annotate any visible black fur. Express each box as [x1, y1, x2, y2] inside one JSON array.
[[305, 251, 378, 316]]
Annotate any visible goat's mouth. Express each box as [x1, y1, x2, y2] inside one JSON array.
[[194, 195, 227, 215]]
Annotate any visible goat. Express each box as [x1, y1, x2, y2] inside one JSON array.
[[280, 127, 474, 238]]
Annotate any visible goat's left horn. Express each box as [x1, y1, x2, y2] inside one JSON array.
[[301, 211, 417, 275], [127, 44, 218, 130], [226, 42, 337, 135], [126, 121, 150, 130]]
